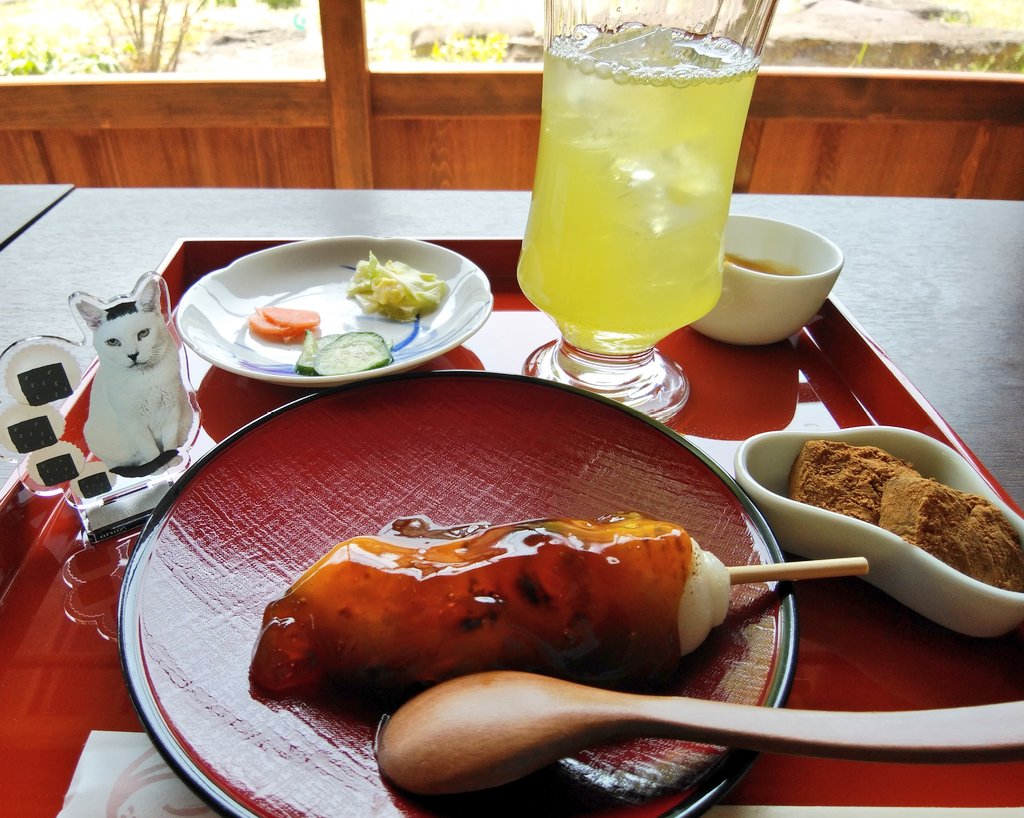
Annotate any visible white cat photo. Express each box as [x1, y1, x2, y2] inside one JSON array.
[[73, 274, 194, 477]]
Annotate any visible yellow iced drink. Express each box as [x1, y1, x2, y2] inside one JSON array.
[[518, 25, 759, 354]]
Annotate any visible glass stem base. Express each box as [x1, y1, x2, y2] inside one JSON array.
[[523, 339, 689, 422]]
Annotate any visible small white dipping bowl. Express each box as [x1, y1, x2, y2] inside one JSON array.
[[692, 214, 844, 345], [734, 426, 1024, 637]]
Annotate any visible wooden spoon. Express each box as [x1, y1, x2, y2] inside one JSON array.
[[376, 670, 1024, 795], [375, 555, 873, 795]]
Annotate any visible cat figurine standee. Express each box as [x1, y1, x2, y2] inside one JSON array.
[[0, 272, 200, 541], [72, 274, 194, 477]]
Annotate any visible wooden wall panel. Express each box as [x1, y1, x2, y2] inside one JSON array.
[[251, 129, 334, 188], [5, 127, 334, 188], [733, 120, 764, 193], [0, 132, 51, 183], [35, 129, 123, 187], [962, 125, 1024, 200], [320, 0, 374, 187], [751, 68, 1024, 124], [373, 117, 539, 190], [744, 119, 1024, 199], [106, 130, 201, 186], [372, 71, 542, 118], [834, 122, 991, 197], [0, 68, 1021, 197], [0, 79, 329, 130], [143, 128, 333, 187]]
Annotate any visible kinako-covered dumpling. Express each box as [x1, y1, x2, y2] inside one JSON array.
[[251, 512, 731, 700]]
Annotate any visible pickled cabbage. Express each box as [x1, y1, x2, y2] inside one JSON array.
[[347, 252, 447, 322]]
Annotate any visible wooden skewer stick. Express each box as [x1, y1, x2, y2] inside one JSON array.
[[727, 556, 869, 586]]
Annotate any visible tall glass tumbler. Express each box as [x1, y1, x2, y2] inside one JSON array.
[[518, 0, 780, 420]]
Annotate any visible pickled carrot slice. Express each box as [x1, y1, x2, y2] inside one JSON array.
[[257, 306, 321, 330], [247, 305, 322, 342], [248, 312, 308, 342]]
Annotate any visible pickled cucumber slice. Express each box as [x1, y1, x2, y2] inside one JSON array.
[[312, 332, 392, 375], [295, 330, 319, 375]]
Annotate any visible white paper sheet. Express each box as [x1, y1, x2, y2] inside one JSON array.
[[58, 731, 215, 818], [59, 731, 1024, 818]]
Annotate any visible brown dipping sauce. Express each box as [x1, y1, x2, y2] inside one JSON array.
[[725, 252, 804, 277]]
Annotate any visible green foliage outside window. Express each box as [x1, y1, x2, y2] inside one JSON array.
[[0, 33, 125, 74], [430, 32, 509, 63], [86, 0, 208, 72]]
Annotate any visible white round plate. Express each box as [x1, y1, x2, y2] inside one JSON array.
[[174, 237, 493, 386]]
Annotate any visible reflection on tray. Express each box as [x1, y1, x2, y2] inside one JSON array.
[[193, 346, 485, 444]]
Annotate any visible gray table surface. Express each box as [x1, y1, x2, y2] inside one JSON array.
[[1, 187, 1021, 506], [0, 184, 73, 250]]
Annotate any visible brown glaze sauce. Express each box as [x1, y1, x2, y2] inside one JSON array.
[[251, 512, 694, 700], [725, 252, 803, 277]]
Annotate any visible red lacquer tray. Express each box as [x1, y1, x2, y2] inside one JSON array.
[[0, 237, 1021, 818]]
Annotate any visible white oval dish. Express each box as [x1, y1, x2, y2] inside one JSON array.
[[734, 426, 1024, 637], [175, 236, 493, 386]]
